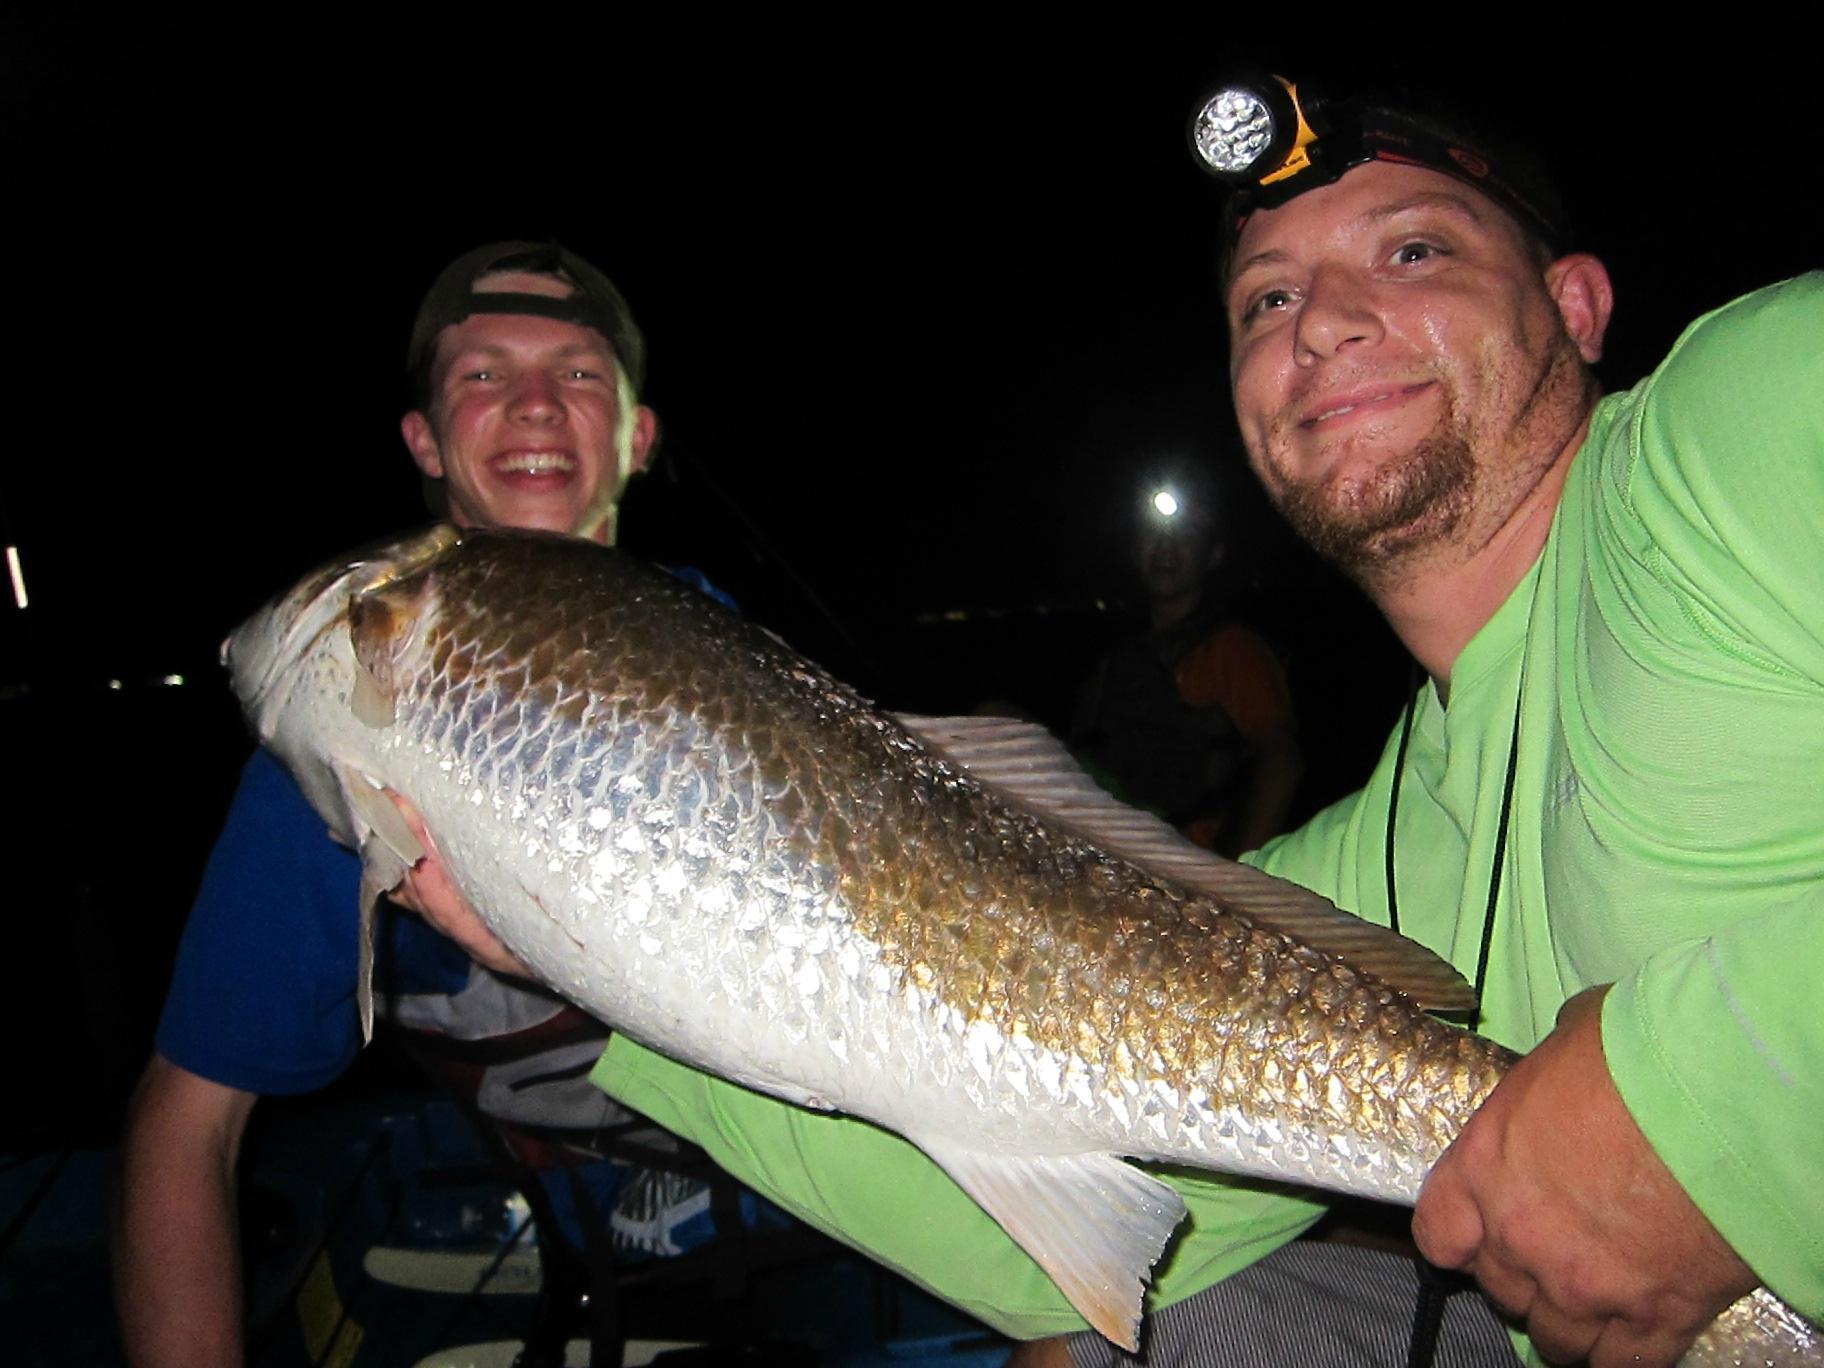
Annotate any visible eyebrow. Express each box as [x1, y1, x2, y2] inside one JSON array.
[[1226, 190, 1489, 291], [1360, 190, 1487, 227]]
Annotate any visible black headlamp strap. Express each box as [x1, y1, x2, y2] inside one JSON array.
[[1225, 97, 1564, 249]]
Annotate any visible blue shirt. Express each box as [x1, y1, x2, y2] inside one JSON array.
[[157, 748, 474, 1094]]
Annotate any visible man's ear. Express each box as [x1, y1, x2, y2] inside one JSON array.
[[1546, 254, 1614, 364], [401, 410, 444, 478], [626, 405, 659, 476]]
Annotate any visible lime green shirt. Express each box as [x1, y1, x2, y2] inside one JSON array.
[[592, 276, 1824, 1345]]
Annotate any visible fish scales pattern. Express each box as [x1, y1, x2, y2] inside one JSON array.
[[238, 529, 1817, 1363], [376, 539, 880, 1102], [371, 534, 1510, 1201]]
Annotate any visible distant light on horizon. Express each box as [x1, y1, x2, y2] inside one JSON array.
[[162, 674, 186, 687], [1151, 490, 1180, 518], [5, 545, 25, 609]]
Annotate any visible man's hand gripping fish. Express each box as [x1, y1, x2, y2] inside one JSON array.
[[225, 525, 1819, 1365]]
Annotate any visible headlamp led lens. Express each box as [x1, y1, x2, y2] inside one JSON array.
[[1152, 490, 1181, 518], [1192, 88, 1277, 175]]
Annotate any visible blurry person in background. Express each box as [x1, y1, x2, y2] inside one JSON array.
[[1072, 462, 1303, 857]]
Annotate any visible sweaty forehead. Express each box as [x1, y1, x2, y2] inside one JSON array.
[[1227, 162, 1513, 284]]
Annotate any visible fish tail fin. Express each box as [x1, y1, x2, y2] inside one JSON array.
[[915, 1138, 1183, 1352]]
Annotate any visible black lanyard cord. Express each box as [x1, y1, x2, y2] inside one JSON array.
[[1393, 666, 1524, 1368], [1469, 701, 1523, 1033], [1382, 661, 1425, 938]]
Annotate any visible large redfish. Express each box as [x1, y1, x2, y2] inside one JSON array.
[[225, 525, 1818, 1364]]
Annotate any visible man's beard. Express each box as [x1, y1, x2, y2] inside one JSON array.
[[1273, 429, 1475, 579]]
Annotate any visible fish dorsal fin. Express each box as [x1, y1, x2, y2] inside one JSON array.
[[895, 715, 1476, 1012], [911, 1134, 1182, 1351]]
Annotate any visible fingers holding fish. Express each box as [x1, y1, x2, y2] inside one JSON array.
[[1414, 986, 1760, 1368]]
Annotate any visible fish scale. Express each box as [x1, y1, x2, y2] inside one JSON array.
[[369, 532, 1505, 1174], [417, 536, 1495, 1181], [229, 524, 1819, 1364]]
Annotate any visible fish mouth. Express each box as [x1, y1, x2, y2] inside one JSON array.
[[223, 524, 463, 738], [224, 561, 365, 738]]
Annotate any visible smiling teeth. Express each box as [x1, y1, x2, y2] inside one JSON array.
[[1312, 392, 1397, 423], [499, 452, 575, 473]]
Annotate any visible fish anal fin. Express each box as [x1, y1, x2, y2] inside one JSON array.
[[914, 1138, 1183, 1351], [894, 714, 1475, 1012]]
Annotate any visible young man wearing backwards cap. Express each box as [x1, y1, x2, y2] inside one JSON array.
[[113, 242, 664, 1367], [566, 80, 1820, 1368]]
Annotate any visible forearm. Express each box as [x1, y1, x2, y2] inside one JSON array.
[[112, 1060, 252, 1368], [1413, 988, 1757, 1367]]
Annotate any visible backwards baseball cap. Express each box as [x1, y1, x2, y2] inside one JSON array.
[[407, 240, 647, 407], [1190, 75, 1567, 253]]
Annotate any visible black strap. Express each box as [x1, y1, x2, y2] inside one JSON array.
[[1382, 663, 1424, 937], [1390, 667, 1525, 1366], [1405, 1258, 1479, 1368], [1468, 701, 1524, 1034]]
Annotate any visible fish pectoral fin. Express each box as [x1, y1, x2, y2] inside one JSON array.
[[352, 837, 410, 1046], [913, 1138, 1182, 1352], [351, 658, 395, 728]]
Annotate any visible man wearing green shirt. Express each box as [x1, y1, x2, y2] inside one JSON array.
[[584, 83, 1822, 1368]]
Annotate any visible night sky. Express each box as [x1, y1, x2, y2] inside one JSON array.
[[5, 18, 1819, 832], [8, 21, 1817, 696]]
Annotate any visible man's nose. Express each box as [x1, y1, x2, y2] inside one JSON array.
[[1294, 267, 1383, 364], [507, 371, 561, 421]]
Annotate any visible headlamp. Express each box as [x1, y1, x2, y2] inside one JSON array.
[[1189, 75, 1322, 193], [1188, 73, 1566, 248]]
